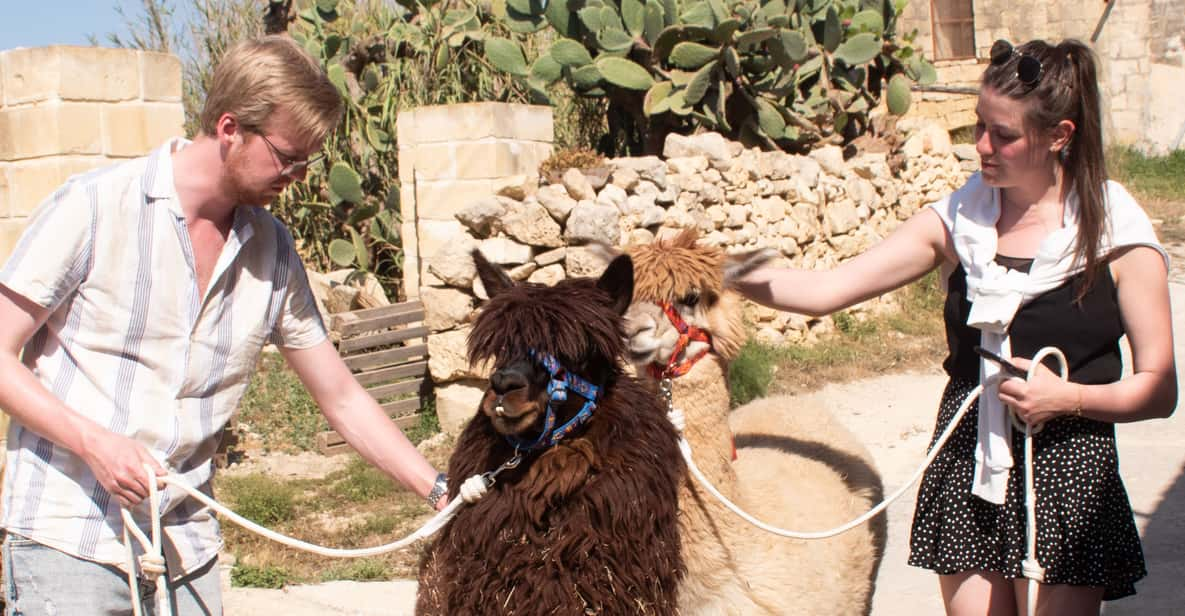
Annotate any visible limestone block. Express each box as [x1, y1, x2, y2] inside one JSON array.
[[421, 286, 475, 332], [527, 263, 565, 285], [699, 183, 724, 206], [564, 201, 621, 245], [493, 174, 538, 201], [610, 167, 639, 191], [477, 236, 532, 265], [401, 102, 553, 145], [502, 198, 563, 248], [101, 102, 184, 157], [455, 196, 510, 237], [474, 140, 543, 180], [0, 164, 9, 217], [809, 145, 846, 178], [667, 156, 709, 175], [2, 47, 139, 104], [0, 218, 28, 264], [595, 184, 628, 210], [415, 178, 495, 222], [498, 104, 554, 143], [753, 195, 788, 221], [6, 157, 103, 217], [427, 232, 477, 288], [534, 246, 566, 266], [507, 261, 537, 281], [561, 167, 596, 201], [138, 51, 182, 102], [610, 156, 667, 189], [399, 184, 416, 222], [564, 245, 609, 277], [663, 132, 730, 163], [623, 227, 655, 247], [428, 327, 490, 381], [417, 219, 467, 279], [397, 144, 415, 185], [536, 183, 576, 223], [435, 379, 486, 435], [0, 103, 102, 160]]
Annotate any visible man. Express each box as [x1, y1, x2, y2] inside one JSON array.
[[0, 35, 447, 615]]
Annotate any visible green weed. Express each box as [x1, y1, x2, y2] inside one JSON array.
[[230, 563, 289, 589], [220, 473, 297, 526], [237, 353, 324, 452], [328, 458, 398, 503], [319, 559, 391, 582]]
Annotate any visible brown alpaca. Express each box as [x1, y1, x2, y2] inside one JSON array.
[[625, 229, 886, 615], [416, 251, 686, 615]]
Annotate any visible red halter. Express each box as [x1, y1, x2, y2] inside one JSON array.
[[646, 301, 736, 461], [646, 302, 713, 380]]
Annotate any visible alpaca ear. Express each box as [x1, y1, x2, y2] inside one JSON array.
[[723, 247, 778, 288], [597, 255, 635, 316], [472, 249, 514, 299]]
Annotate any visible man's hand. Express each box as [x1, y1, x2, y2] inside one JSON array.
[[79, 428, 167, 508]]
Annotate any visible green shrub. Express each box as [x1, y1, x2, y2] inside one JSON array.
[[728, 340, 785, 406], [231, 562, 290, 589], [329, 457, 398, 503], [221, 473, 298, 526], [1109, 146, 1185, 202]]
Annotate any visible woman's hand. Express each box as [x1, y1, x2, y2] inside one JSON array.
[[996, 356, 1080, 426]]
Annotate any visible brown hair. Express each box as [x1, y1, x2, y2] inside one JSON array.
[[199, 35, 342, 148], [981, 39, 1107, 296]]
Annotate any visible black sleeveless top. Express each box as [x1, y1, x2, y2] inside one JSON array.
[[943, 257, 1125, 384]]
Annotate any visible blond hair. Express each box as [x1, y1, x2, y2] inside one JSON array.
[[200, 35, 342, 147]]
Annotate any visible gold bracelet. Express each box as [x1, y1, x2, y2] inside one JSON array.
[[1073, 383, 1084, 417]]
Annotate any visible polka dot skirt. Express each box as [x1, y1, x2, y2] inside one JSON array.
[[908, 378, 1147, 600]]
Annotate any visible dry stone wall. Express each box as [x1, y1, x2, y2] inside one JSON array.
[[415, 116, 975, 432]]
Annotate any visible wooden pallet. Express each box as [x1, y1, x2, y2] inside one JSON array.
[[315, 300, 430, 455]]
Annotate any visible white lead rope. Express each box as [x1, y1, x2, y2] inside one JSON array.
[[120, 469, 492, 616], [667, 346, 1068, 615]]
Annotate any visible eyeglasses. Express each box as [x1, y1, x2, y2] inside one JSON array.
[[257, 132, 324, 177], [990, 39, 1044, 86]]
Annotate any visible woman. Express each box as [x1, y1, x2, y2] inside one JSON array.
[[735, 39, 1176, 615]]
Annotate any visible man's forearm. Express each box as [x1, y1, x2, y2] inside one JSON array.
[[0, 353, 102, 456]]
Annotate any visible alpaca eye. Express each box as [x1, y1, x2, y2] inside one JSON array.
[[681, 292, 701, 307]]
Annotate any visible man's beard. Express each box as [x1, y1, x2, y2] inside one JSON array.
[[222, 148, 279, 206]]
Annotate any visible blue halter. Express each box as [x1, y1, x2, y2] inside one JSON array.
[[504, 349, 601, 452]]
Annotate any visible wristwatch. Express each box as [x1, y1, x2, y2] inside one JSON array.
[[426, 472, 449, 508]]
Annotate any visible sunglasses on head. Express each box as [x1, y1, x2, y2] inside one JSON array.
[[990, 39, 1044, 86]]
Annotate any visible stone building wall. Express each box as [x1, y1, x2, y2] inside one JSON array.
[[897, 0, 1185, 153], [0, 46, 185, 262]]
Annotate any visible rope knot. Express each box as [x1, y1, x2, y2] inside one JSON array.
[[138, 554, 167, 581], [1020, 558, 1045, 582]]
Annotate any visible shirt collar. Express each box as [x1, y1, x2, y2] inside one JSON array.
[[143, 137, 257, 246], [142, 137, 191, 215]]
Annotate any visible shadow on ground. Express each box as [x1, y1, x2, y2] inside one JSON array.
[[1106, 461, 1185, 615]]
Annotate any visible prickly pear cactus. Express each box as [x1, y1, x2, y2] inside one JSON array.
[[485, 0, 936, 154]]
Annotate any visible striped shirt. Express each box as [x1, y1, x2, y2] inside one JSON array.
[[0, 138, 326, 577]]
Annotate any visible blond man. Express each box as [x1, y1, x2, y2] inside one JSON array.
[[0, 35, 447, 615]]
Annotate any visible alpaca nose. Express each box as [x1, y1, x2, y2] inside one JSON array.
[[490, 367, 529, 395]]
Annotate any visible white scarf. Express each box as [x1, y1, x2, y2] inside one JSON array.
[[930, 174, 1167, 504]]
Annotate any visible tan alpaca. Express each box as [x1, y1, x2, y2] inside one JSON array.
[[625, 230, 886, 615]]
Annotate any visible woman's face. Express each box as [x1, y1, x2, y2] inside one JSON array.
[[973, 87, 1056, 189]]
